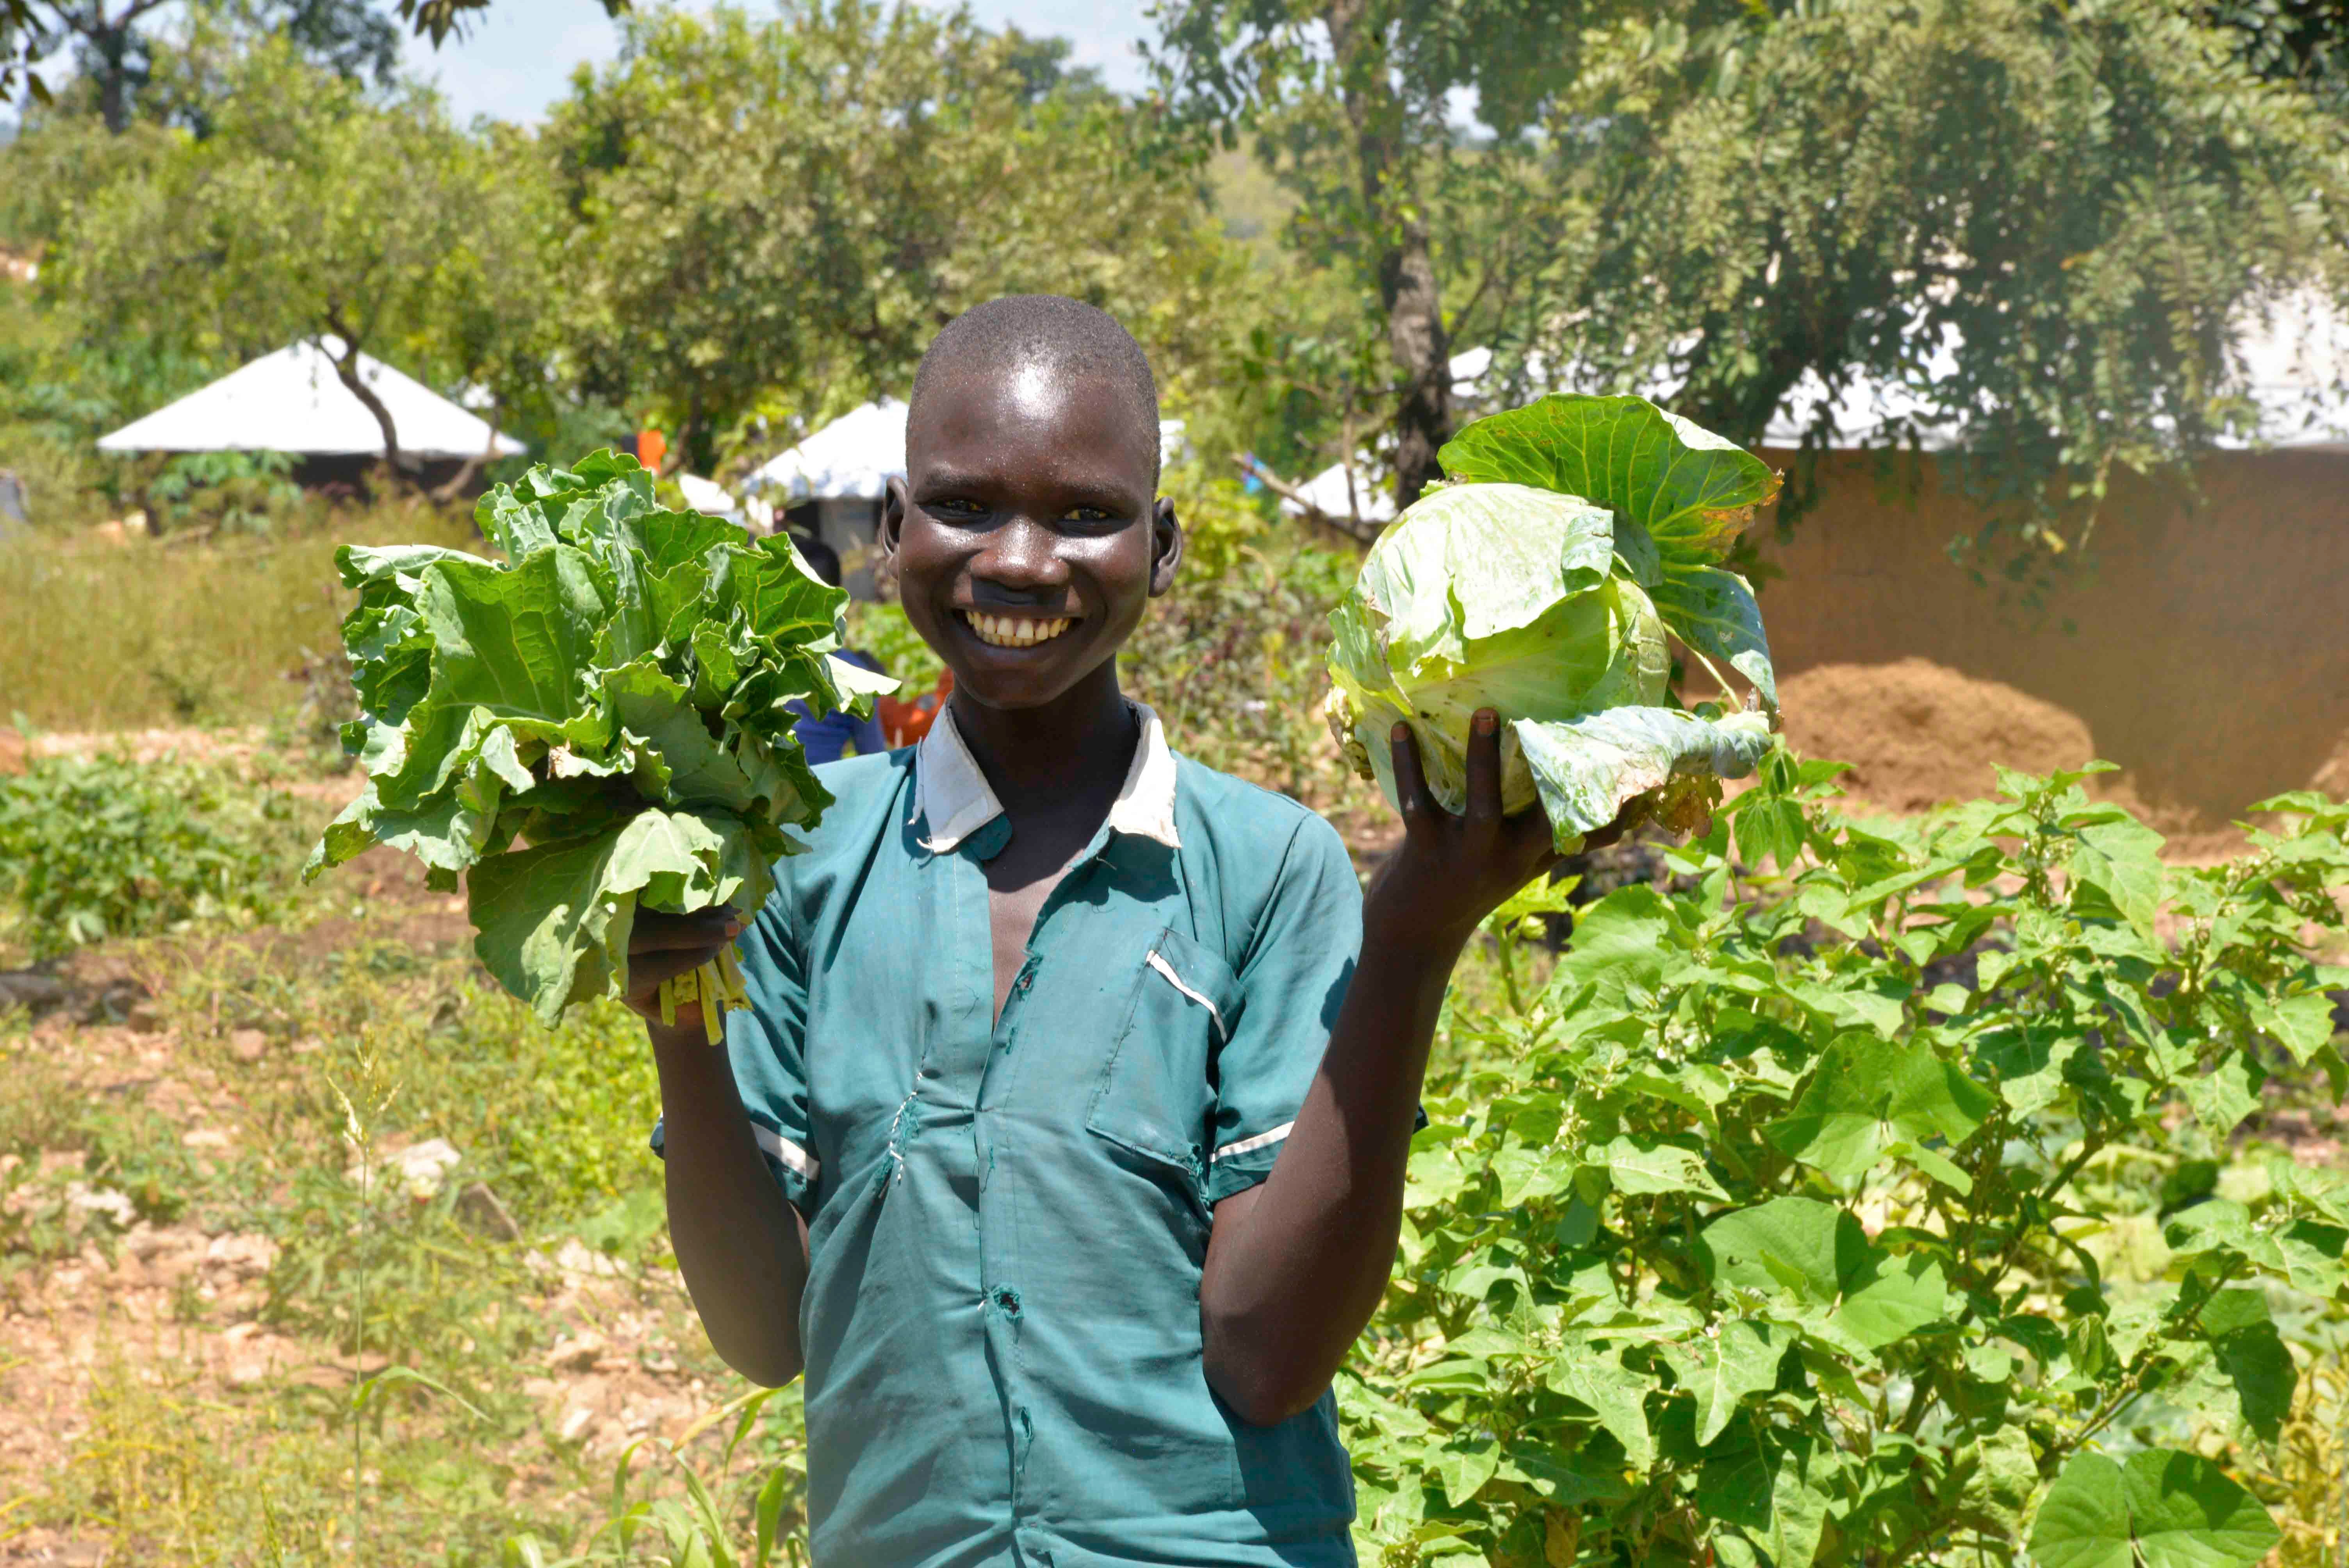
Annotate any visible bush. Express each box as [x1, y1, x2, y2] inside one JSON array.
[[0, 752, 298, 958], [1345, 763, 2349, 1566]]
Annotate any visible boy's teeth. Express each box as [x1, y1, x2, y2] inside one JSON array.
[[966, 612, 1072, 648]]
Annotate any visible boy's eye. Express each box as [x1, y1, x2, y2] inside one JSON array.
[[929, 498, 987, 519], [1061, 506, 1114, 523]]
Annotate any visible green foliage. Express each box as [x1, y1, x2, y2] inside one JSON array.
[[1123, 468, 1368, 811], [0, 751, 298, 958], [540, 0, 1253, 474], [1346, 761, 2349, 1564], [145, 448, 304, 535], [308, 452, 891, 1022]]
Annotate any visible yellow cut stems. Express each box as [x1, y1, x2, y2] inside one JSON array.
[[657, 949, 753, 1046]]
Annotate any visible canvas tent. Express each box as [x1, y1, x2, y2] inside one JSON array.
[[96, 340, 525, 483]]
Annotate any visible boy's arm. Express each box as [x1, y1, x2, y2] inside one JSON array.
[[1199, 710, 1620, 1426], [631, 913, 811, 1388]]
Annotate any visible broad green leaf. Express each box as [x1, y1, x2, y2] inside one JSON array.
[[2031, 1450, 2281, 1568], [1647, 563, 1777, 710], [1583, 1135, 1729, 1200], [2199, 1289, 2296, 1444], [1764, 1031, 1994, 1188], [1955, 1426, 2039, 1534], [1698, 1197, 1847, 1303], [2253, 991, 2338, 1064], [1546, 1349, 1656, 1468], [419, 547, 612, 734], [1664, 1320, 1784, 1446], [1834, 1254, 1950, 1350], [1436, 394, 1782, 577], [2069, 818, 2167, 939]]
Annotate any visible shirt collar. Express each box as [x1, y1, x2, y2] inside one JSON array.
[[911, 700, 1181, 854]]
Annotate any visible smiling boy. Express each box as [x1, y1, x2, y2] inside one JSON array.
[[631, 296, 1605, 1568]]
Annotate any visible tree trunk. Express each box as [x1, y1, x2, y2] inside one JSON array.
[[321, 317, 405, 485], [1324, 0, 1453, 514], [94, 23, 131, 133], [1380, 218, 1450, 509]]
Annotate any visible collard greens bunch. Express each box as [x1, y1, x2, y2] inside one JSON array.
[[1326, 395, 1782, 848], [306, 452, 893, 1023]]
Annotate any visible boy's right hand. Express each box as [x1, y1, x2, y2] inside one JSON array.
[[622, 907, 748, 1023]]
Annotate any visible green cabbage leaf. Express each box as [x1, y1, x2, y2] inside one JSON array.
[[305, 451, 893, 1023], [1325, 395, 1781, 849]]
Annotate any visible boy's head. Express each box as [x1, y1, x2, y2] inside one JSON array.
[[883, 295, 1181, 715]]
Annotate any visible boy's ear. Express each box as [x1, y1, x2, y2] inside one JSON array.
[[880, 476, 908, 561], [1148, 495, 1183, 598]]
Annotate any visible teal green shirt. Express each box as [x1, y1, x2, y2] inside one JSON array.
[[655, 704, 1363, 1567]]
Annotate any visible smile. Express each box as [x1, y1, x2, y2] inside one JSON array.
[[960, 611, 1075, 649]]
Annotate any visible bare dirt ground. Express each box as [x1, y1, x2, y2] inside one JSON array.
[[0, 819, 764, 1564]]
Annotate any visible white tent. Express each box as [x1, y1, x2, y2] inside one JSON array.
[[748, 399, 908, 502], [96, 339, 525, 461]]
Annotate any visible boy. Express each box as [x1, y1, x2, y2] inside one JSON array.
[[631, 296, 1611, 1567]]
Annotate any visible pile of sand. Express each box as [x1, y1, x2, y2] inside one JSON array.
[[1775, 659, 2096, 814]]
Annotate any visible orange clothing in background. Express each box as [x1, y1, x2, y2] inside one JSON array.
[[637, 429, 668, 473]]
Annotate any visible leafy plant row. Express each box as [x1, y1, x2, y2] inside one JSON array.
[[1346, 760, 2349, 1568]]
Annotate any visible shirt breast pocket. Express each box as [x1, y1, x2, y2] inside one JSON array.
[[1084, 927, 1239, 1190]]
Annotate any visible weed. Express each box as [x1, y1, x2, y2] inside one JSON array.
[[0, 750, 302, 959]]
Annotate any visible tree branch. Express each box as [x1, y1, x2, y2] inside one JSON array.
[[1229, 453, 1381, 546]]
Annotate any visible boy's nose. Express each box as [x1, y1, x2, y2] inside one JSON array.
[[970, 516, 1070, 597]]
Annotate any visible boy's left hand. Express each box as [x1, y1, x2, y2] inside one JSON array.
[[1363, 708, 1634, 960]]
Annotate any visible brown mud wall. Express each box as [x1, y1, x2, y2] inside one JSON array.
[[1743, 449, 2349, 857]]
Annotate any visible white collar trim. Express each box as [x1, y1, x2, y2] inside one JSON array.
[[911, 701, 1181, 853]]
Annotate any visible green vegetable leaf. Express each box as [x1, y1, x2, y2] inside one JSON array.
[[1664, 1320, 1785, 1446], [1764, 1031, 1994, 1189], [1436, 394, 1782, 577], [2029, 1450, 2280, 1568]]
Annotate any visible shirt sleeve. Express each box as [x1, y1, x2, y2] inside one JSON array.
[[1204, 812, 1362, 1204], [647, 888, 819, 1213]]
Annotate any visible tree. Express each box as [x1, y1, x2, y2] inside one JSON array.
[[1519, 0, 2349, 563], [4, 0, 400, 132], [54, 39, 525, 476], [543, 0, 1252, 475], [1152, 0, 2349, 558], [1148, 0, 1662, 507]]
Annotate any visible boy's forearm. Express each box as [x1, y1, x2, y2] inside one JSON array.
[[1198, 916, 1463, 1426], [649, 1023, 809, 1387]]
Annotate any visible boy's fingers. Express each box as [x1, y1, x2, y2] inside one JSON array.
[[631, 909, 745, 953], [1389, 723, 1435, 826], [627, 944, 726, 998], [1463, 710, 1502, 824]]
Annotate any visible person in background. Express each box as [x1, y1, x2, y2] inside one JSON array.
[[788, 535, 891, 763]]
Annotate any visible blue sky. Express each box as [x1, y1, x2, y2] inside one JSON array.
[[399, 0, 1155, 123]]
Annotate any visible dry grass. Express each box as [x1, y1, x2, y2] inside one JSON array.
[[0, 504, 475, 733]]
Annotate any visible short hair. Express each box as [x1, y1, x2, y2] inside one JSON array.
[[792, 533, 843, 588], [910, 295, 1161, 480]]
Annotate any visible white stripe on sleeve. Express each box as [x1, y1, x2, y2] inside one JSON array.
[[1211, 1121, 1295, 1164], [751, 1123, 819, 1181]]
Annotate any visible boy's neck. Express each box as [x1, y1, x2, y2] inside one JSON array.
[[947, 661, 1137, 813]]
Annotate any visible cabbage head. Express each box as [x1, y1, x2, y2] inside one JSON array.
[[1325, 394, 1781, 850]]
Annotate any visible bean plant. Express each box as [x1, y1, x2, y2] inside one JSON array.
[[1345, 760, 2349, 1567]]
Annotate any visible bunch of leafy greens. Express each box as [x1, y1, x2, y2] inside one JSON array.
[[305, 452, 892, 1024], [1326, 395, 1780, 848]]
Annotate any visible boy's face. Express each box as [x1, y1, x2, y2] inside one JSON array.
[[882, 362, 1180, 712]]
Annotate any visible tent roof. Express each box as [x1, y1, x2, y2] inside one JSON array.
[[96, 340, 526, 460], [749, 399, 908, 502]]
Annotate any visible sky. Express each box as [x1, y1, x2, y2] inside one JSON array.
[[397, 0, 1156, 123]]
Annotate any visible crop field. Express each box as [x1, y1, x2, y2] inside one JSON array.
[[1, 510, 2346, 1568]]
